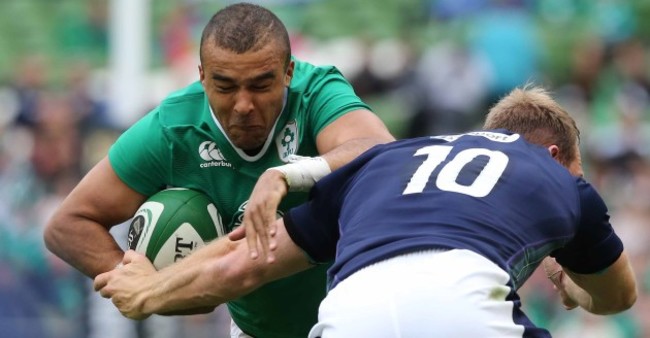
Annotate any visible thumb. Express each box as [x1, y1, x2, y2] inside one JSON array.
[[228, 225, 246, 241], [122, 249, 145, 265], [93, 272, 108, 292]]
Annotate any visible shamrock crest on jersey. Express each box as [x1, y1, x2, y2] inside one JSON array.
[[276, 121, 298, 162]]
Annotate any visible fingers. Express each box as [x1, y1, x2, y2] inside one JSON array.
[[228, 225, 246, 241], [99, 285, 113, 299], [542, 256, 560, 276], [255, 204, 282, 262], [558, 287, 579, 310], [266, 216, 278, 252], [242, 169, 287, 262], [242, 198, 270, 261], [244, 216, 260, 260], [542, 257, 563, 286], [94, 260, 124, 293], [542, 257, 580, 310], [564, 303, 579, 310], [93, 272, 109, 293], [266, 214, 278, 250], [252, 208, 274, 262], [94, 271, 117, 299], [243, 206, 280, 262], [92, 254, 154, 320]]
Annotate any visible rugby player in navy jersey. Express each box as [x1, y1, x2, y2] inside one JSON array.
[[95, 86, 636, 337]]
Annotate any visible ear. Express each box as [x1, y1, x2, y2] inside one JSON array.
[[547, 145, 560, 160], [199, 65, 205, 84], [284, 60, 295, 87]]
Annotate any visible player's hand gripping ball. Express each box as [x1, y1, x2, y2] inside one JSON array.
[[127, 188, 226, 269]]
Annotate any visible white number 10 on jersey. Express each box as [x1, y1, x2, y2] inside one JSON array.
[[403, 145, 509, 197]]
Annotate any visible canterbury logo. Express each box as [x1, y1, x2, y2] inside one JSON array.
[[198, 141, 232, 168], [199, 141, 225, 161]]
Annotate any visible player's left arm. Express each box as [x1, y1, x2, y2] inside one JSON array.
[[235, 109, 394, 261], [315, 109, 395, 170]]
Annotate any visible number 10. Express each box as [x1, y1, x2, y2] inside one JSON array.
[[403, 145, 509, 197]]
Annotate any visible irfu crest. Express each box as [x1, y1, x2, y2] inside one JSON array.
[[276, 121, 298, 162]]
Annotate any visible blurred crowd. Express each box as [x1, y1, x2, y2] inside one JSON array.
[[1, 0, 650, 337]]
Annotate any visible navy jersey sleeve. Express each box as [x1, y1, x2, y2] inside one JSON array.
[[284, 144, 385, 263], [552, 179, 623, 274], [283, 165, 348, 263], [284, 200, 338, 263]]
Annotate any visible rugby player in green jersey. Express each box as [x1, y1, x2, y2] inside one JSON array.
[[44, 3, 394, 338]]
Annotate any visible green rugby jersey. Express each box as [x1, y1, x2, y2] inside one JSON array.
[[109, 58, 371, 338]]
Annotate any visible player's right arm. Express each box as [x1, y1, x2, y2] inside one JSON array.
[[44, 156, 148, 278], [93, 218, 312, 319], [544, 253, 637, 315]]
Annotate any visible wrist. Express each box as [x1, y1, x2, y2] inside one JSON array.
[[138, 285, 158, 315], [268, 156, 331, 192], [139, 273, 171, 315], [262, 168, 290, 196]]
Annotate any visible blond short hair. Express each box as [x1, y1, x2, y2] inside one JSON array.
[[483, 86, 580, 167]]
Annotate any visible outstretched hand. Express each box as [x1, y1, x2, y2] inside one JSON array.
[[228, 169, 287, 263], [93, 250, 158, 320]]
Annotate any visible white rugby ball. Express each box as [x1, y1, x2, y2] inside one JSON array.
[[127, 188, 225, 269]]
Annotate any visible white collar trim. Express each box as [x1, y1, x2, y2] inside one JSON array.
[[209, 88, 288, 162]]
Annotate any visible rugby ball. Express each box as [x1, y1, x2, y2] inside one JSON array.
[[127, 188, 226, 269]]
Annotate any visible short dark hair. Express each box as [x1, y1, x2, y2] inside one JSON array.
[[200, 3, 291, 68]]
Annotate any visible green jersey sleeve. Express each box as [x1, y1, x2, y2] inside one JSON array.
[[292, 61, 371, 141], [108, 109, 170, 196]]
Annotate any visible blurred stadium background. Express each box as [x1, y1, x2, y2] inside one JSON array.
[[1, 0, 650, 337]]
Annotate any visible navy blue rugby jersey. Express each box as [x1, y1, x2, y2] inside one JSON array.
[[284, 130, 623, 291]]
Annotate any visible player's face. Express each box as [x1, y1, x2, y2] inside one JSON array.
[[200, 43, 293, 152]]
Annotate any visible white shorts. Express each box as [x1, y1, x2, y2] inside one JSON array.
[[309, 249, 526, 338]]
